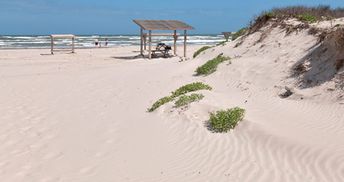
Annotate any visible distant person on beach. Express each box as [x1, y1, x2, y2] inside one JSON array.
[[105, 38, 108, 47], [95, 39, 99, 47]]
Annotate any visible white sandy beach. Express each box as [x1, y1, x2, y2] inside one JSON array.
[[1, 19, 344, 182]]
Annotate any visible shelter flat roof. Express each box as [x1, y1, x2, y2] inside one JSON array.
[[133, 20, 194, 30], [50, 34, 75, 38]]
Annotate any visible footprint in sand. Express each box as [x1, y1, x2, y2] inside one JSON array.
[[78, 166, 96, 175], [38, 176, 61, 182], [42, 152, 63, 160], [94, 151, 108, 158], [104, 139, 115, 144], [10, 149, 30, 156]]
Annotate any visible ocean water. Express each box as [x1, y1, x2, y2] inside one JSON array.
[[0, 35, 227, 49]]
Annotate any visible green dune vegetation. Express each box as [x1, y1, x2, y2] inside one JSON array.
[[174, 93, 204, 108], [231, 27, 248, 41], [231, 6, 344, 43], [148, 82, 212, 112], [208, 107, 245, 133], [193, 46, 212, 58], [195, 54, 231, 76], [149, 6, 344, 133]]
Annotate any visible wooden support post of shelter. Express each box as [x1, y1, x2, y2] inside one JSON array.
[[50, 34, 76, 54], [72, 36, 75, 53], [173, 30, 177, 55], [51, 37, 54, 54], [140, 28, 144, 56], [144, 35, 147, 50], [133, 20, 194, 59], [148, 30, 152, 59], [184, 30, 187, 58]]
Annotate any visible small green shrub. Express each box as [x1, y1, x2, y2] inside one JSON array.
[[171, 82, 212, 98], [148, 82, 212, 112], [297, 14, 318, 23], [232, 27, 247, 41], [209, 107, 245, 133], [248, 12, 275, 34], [148, 96, 174, 112], [195, 54, 231, 76], [175, 94, 204, 107], [193, 46, 212, 58], [264, 12, 275, 18], [216, 41, 227, 46]]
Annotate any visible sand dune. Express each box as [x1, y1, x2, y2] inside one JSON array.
[[1, 19, 344, 181]]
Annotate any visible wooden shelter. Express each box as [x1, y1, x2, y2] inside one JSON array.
[[222, 32, 232, 41], [50, 34, 75, 54], [133, 20, 194, 59]]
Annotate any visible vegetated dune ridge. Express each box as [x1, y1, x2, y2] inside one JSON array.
[[0, 20, 343, 182], [156, 17, 344, 181]]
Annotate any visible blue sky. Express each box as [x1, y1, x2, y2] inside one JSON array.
[[0, 0, 343, 35]]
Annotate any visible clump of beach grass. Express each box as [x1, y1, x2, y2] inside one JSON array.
[[296, 14, 318, 23], [270, 5, 344, 20], [232, 27, 247, 40], [216, 41, 227, 46], [171, 82, 212, 97], [174, 93, 204, 108], [208, 107, 245, 133], [148, 82, 212, 112], [195, 54, 231, 76], [147, 96, 174, 112], [193, 46, 212, 58], [248, 6, 344, 35]]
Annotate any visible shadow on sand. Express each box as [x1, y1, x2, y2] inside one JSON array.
[[112, 54, 146, 60], [112, 54, 174, 60]]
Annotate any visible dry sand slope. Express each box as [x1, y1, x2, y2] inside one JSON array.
[[0, 20, 344, 182]]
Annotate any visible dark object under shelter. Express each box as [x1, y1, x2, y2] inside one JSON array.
[[133, 20, 194, 59]]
